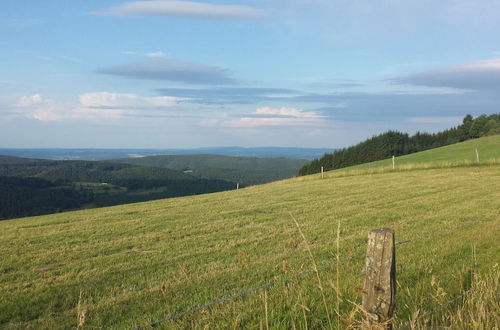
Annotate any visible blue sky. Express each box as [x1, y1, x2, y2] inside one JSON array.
[[1, 0, 500, 148]]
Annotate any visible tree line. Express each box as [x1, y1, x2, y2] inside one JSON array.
[[298, 113, 500, 176]]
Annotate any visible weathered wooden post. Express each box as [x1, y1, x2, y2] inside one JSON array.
[[321, 166, 324, 179], [362, 227, 396, 329], [392, 156, 395, 170]]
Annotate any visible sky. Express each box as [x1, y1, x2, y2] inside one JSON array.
[[1, 0, 500, 149]]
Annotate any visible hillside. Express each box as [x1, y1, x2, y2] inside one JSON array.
[[116, 154, 308, 185], [0, 162, 498, 328], [299, 114, 500, 175], [345, 134, 500, 171], [0, 156, 234, 219]]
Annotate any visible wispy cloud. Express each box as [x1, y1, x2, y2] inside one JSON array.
[[80, 92, 186, 109], [255, 106, 319, 118], [223, 106, 324, 127], [145, 51, 166, 58], [92, 1, 264, 20], [121, 50, 167, 58], [392, 58, 500, 91], [98, 58, 237, 85], [156, 87, 300, 104]]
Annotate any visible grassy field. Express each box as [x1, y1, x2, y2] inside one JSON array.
[[347, 134, 500, 170], [1, 158, 499, 328]]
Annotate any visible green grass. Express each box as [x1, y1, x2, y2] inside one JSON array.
[[347, 135, 500, 170], [0, 163, 499, 329]]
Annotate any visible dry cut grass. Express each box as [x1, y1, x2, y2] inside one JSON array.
[[407, 263, 499, 329], [0, 165, 499, 329]]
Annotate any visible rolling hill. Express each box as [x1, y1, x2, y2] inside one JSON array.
[[0, 156, 234, 219], [0, 140, 498, 328], [325, 135, 500, 175], [343, 134, 500, 171], [299, 114, 500, 176], [115, 154, 308, 185]]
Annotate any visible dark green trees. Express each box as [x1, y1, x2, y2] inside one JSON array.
[[298, 113, 500, 176]]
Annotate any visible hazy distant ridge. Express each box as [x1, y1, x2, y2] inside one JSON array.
[[0, 146, 333, 161]]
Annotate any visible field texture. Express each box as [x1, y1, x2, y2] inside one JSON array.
[[348, 134, 500, 170], [1, 162, 499, 328]]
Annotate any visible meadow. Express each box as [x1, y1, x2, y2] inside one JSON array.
[[1, 159, 499, 328], [347, 134, 500, 170]]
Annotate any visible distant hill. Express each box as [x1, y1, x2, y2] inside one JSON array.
[[0, 153, 310, 219], [0, 146, 333, 161], [0, 155, 233, 219], [115, 154, 308, 185]]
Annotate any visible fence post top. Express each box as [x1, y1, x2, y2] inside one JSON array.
[[369, 227, 394, 234]]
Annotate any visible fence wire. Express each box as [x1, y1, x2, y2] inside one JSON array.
[[395, 216, 497, 246], [134, 254, 359, 329], [133, 214, 498, 329]]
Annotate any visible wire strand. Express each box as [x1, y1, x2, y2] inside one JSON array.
[[133, 214, 498, 329]]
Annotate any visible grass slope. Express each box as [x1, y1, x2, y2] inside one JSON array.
[[347, 134, 500, 170], [0, 163, 499, 328], [116, 154, 308, 185]]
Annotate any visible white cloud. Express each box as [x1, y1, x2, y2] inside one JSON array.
[[15, 92, 187, 122], [80, 92, 138, 108], [80, 92, 186, 108], [256, 106, 321, 119], [255, 106, 319, 118], [93, 1, 264, 20], [224, 106, 324, 127], [16, 94, 123, 122], [145, 51, 166, 58]]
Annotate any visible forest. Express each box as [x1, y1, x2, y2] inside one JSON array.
[[115, 154, 307, 185], [298, 113, 500, 175], [0, 157, 234, 219], [0, 154, 308, 220]]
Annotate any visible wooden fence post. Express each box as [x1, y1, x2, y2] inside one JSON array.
[[362, 227, 396, 329]]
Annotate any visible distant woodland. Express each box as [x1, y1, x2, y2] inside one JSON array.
[[0, 155, 306, 220], [0, 158, 234, 219], [116, 155, 307, 186], [298, 113, 500, 175]]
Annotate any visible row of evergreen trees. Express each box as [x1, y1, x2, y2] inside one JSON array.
[[298, 113, 500, 176]]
